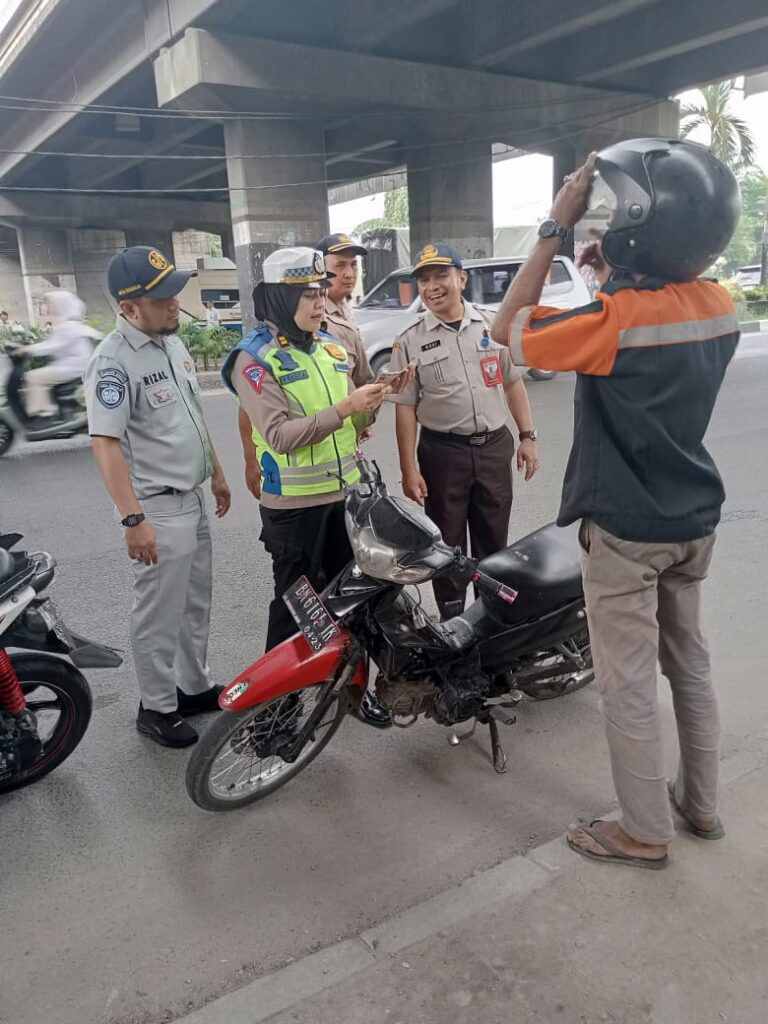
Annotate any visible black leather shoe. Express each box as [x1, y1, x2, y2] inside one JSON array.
[[136, 704, 198, 747], [176, 685, 224, 717], [353, 690, 392, 729]]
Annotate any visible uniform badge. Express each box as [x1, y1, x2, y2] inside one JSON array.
[[419, 243, 439, 261], [324, 343, 347, 362], [184, 360, 193, 373], [243, 362, 266, 393], [313, 250, 326, 276], [95, 367, 127, 409], [480, 354, 503, 388], [148, 250, 168, 271], [152, 388, 173, 405]]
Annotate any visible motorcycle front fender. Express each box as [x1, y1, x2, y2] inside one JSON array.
[[219, 630, 367, 712]]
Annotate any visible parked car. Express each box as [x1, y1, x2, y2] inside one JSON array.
[[354, 255, 592, 381], [734, 265, 762, 288]]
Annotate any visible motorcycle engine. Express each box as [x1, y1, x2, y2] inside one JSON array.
[[375, 656, 490, 727]]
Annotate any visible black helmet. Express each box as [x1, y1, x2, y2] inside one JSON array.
[[590, 138, 740, 282]]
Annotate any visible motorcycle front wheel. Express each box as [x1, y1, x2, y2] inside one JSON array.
[[186, 682, 349, 811], [0, 654, 93, 794], [0, 419, 15, 456]]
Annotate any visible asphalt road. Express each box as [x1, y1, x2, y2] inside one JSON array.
[[1, 337, 767, 1024]]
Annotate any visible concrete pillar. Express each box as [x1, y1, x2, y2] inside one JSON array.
[[17, 226, 77, 326], [125, 230, 175, 262], [224, 120, 330, 331], [70, 228, 126, 325], [551, 143, 576, 260], [406, 142, 493, 263], [0, 228, 27, 323]]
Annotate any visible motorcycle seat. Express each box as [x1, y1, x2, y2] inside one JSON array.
[[477, 521, 583, 624]]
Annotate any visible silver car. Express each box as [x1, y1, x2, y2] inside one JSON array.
[[354, 255, 592, 381]]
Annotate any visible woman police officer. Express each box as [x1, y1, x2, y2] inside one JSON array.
[[221, 247, 391, 727]]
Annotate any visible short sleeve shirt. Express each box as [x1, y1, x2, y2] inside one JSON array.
[[83, 317, 213, 499], [386, 302, 524, 434]]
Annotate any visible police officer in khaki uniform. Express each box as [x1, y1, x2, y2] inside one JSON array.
[[316, 233, 373, 387], [84, 246, 231, 748], [387, 243, 540, 619]]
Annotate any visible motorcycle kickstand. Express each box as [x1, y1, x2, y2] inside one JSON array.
[[488, 717, 509, 774], [447, 717, 478, 746]]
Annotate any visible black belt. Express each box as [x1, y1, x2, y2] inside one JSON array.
[[144, 486, 186, 497], [421, 425, 508, 447]]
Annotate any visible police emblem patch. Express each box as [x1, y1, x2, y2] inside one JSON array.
[[148, 250, 168, 271], [152, 388, 173, 405], [313, 250, 325, 275], [243, 362, 266, 393], [184, 361, 193, 373], [419, 244, 439, 261], [96, 367, 127, 409]]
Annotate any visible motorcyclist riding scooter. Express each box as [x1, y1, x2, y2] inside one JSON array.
[[0, 291, 100, 456]]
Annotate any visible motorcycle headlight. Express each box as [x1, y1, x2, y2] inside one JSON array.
[[346, 517, 435, 584]]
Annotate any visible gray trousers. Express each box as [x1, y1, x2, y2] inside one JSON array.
[[130, 489, 213, 713], [580, 520, 719, 845]]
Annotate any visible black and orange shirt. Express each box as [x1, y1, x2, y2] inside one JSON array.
[[509, 276, 739, 543]]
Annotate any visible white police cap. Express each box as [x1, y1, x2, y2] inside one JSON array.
[[262, 247, 334, 288]]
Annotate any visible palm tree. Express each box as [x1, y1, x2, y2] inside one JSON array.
[[679, 81, 756, 170]]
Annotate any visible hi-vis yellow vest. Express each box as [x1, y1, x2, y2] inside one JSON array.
[[221, 326, 360, 497]]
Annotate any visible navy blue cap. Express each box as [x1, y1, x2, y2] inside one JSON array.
[[411, 242, 463, 276], [107, 246, 195, 302], [317, 233, 367, 257]]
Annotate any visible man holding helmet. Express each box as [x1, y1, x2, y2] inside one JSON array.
[[492, 139, 741, 868]]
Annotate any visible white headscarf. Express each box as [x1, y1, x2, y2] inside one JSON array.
[[43, 290, 101, 340]]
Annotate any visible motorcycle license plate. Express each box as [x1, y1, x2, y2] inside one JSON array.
[[283, 577, 340, 653]]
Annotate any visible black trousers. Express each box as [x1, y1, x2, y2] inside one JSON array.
[[259, 501, 352, 651], [418, 427, 515, 618]]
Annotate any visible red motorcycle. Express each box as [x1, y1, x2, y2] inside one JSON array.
[[186, 454, 592, 811]]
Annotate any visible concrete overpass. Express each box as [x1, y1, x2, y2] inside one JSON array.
[[0, 0, 766, 323]]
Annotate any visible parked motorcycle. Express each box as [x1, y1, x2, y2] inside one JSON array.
[[0, 532, 122, 793], [187, 453, 593, 812], [0, 343, 88, 456]]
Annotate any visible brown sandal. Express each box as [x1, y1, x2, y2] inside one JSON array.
[[667, 783, 725, 840], [566, 820, 668, 870]]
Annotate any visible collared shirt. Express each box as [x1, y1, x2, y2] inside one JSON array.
[[386, 302, 524, 434], [322, 296, 373, 387], [84, 316, 213, 499], [509, 275, 739, 543]]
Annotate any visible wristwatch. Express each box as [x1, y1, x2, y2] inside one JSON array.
[[538, 219, 569, 241], [121, 513, 146, 528], [519, 430, 539, 442]]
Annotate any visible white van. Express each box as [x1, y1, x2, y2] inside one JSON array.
[[354, 255, 592, 381]]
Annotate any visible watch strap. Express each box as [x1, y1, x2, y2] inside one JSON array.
[[121, 512, 146, 528]]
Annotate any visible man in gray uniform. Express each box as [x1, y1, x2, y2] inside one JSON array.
[[84, 245, 231, 748]]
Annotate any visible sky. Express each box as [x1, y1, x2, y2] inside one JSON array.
[[330, 86, 768, 235]]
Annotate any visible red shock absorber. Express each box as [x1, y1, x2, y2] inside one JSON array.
[[0, 650, 26, 714]]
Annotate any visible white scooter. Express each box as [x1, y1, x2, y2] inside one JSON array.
[[0, 343, 88, 456]]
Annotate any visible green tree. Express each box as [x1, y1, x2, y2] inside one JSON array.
[[353, 186, 410, 234], [679, 80, 756, 171], [719, 168, 768, 274]]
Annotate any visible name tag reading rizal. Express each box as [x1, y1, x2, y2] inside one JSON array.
[[283, 577, 340, 652]]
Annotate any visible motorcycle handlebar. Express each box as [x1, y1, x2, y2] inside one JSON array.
[[454, 553, 519, 607]]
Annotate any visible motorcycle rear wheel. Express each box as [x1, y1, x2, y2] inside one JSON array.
[[186, 682, 348, 811], [516, 631, 594, 701], [0, 654, 93, 794]]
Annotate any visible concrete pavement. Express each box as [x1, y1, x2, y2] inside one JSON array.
[[0, 345, 766, 1024]]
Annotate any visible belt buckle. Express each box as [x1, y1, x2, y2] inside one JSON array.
[[469, 434, 486, 446]]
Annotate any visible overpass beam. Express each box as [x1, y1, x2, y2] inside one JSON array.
[[406, 142, 493, 262], [224, 119, 330, 332]]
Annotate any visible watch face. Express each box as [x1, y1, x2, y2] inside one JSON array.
[[539, 220, 556, 238]]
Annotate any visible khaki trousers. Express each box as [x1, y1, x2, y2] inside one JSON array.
[[580, 520, 719, 845], [25, 365, 77, 416]]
